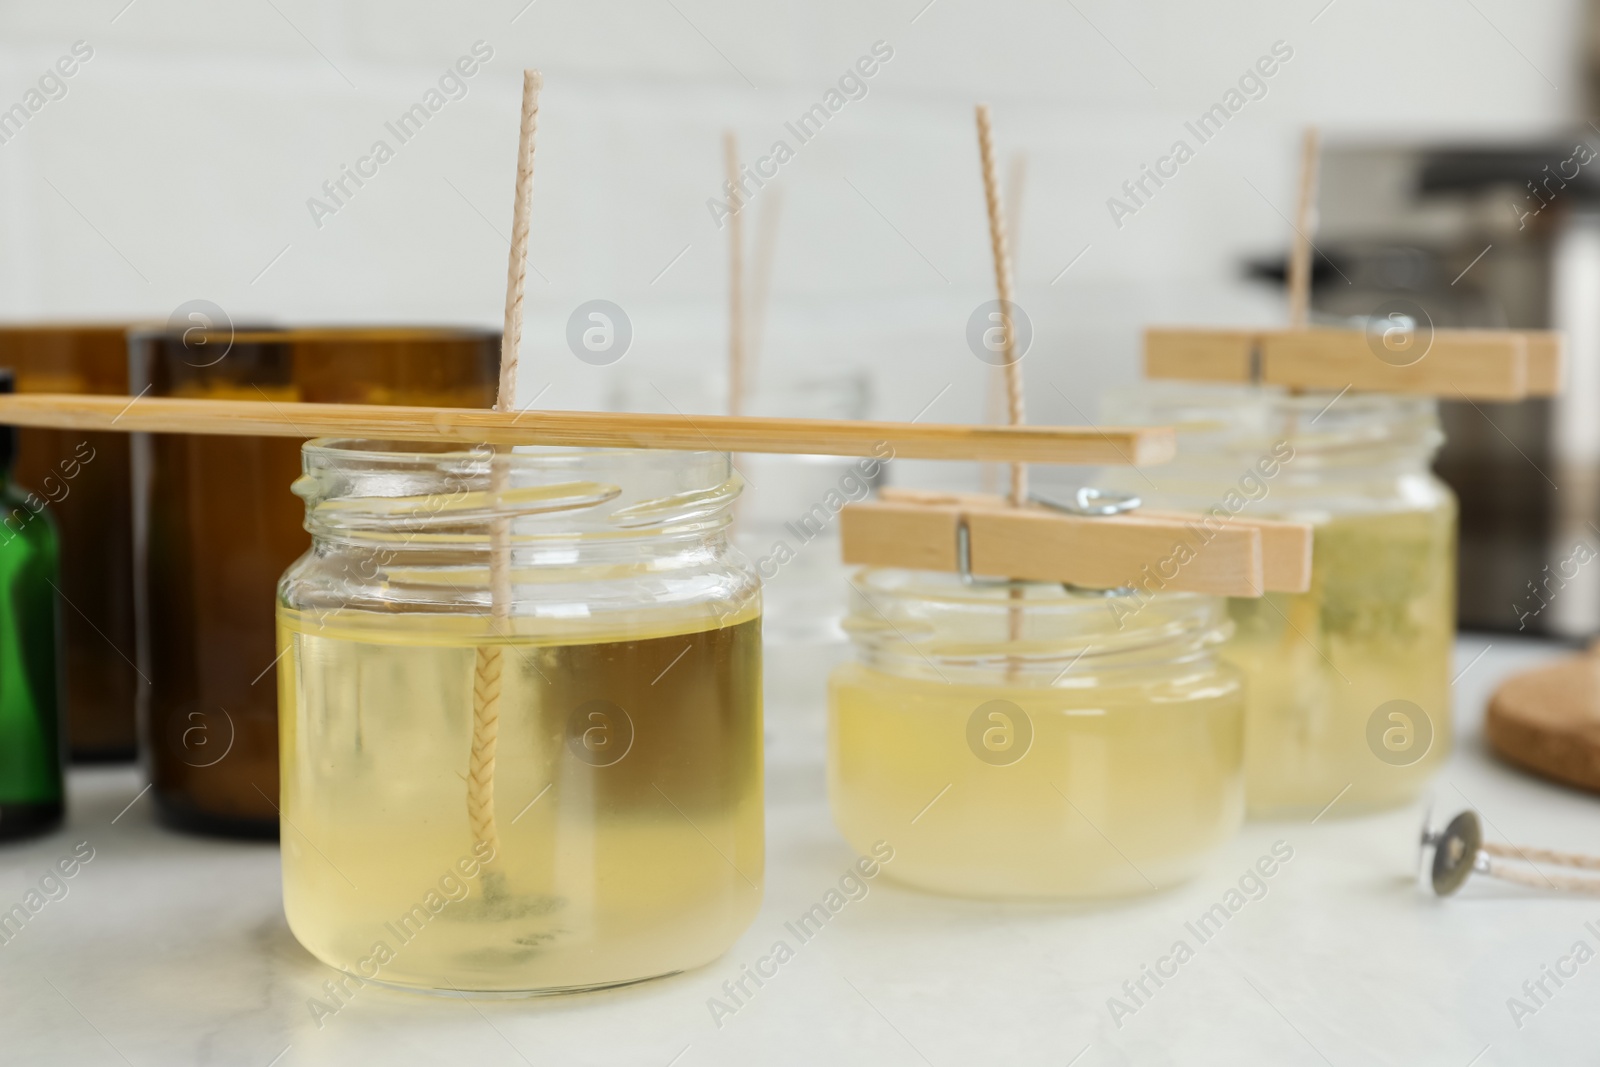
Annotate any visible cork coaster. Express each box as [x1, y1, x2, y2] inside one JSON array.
[[1486, 651, 1600, 794]]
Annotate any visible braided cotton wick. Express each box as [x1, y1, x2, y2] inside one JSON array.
[[1483, 840, 1600, 894], [975, 104, 1026, 508], [469, 69, 542, 864], [1286, 126, 1319, 330], [975, 105, 1030, 657], [1484, 841, 1600, 872], [1485, 857, 1600, 896], [468, 645, 505, 855]]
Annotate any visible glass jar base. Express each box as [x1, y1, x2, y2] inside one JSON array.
[[0, 801, 63, 841], [873, 865, 1202, 902], [352, 968, 688, 999]]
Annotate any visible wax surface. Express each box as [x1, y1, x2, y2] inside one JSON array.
[[1225, 505, 1456, 816], [277, 608, 763, 993], [828, 661, 1244, 899]]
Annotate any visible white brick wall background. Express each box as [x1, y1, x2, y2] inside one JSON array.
[[0, 0, 1580, 489]]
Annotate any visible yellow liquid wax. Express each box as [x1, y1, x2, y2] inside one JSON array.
[[277, 607, 763, 993], [1225, 505, 1456, 817], [828, 662, 1244, 898]]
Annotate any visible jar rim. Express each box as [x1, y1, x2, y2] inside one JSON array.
[[1102, 379, 1438, 422], [294, 439, 739, 539], [1100, 380, 1443, 466], [844, 567, 1231, 682]]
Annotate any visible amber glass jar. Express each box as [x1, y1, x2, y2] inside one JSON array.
[[0, 324, 138, 762], [129, 327, 497, 837]]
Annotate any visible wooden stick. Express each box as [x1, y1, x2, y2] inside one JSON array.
[[0, 393, 1178, 465], [471, 68, 541, 872], [1286, 126, 1320, 330], [1143, 326, 1554, 400], [975, 105, 1026, 507], [725, 131, 745, 417]]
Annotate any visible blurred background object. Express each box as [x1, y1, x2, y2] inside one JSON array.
[[129, 326, 498, 838], [0, 324, 139, 760], [1292, 136, 1600, 638], [0, 369, 65, 840]]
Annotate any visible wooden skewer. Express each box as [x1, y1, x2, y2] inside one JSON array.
[[0, 393, 1177, 465], [1287, 126, 1319, 330]]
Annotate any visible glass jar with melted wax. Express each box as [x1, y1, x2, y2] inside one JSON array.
[[829, 571, 1243, 898], [277, 442, 762, 993], [1099, 383, 1456, 818]]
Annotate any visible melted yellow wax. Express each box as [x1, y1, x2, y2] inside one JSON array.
[[277, 607, 763, 992], [828, 661, 1244, 899]]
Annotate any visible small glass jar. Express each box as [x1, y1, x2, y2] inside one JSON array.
[[277, 441, 763, 993], [828, 571, 1243, 899], [1099, 382, 1457, 818]]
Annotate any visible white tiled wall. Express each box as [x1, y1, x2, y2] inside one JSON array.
[[0, 0, 1581, 486]]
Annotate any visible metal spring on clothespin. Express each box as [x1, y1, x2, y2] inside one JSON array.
[[1420, 809, 1600, 897], [954, 487, 1142, 598]]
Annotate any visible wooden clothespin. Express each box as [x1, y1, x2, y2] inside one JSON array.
[[1144, 326, 1562, 401], [1144, 128, 1565, 401], [835, 107, 1311, 603], [841, 487, 1312, 597]]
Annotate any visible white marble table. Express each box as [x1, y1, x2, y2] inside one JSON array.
[[2, 634, 1595, 1067]]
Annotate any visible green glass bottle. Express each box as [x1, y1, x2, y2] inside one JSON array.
[[0, 368, 64, 841]]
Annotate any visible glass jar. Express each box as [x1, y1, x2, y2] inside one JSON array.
[[277, 441, 763, 993], [828, 571, 1243, 898], [129, 327, 498, 837], [0, 324, 137, 761], [1099, 382, 1457, 818]]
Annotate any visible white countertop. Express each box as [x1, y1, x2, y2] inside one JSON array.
[[2, 634, 1596, 1067]]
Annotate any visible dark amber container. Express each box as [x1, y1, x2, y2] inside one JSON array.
[[129, 327, 498, 838], [0, 324, 139, 763]]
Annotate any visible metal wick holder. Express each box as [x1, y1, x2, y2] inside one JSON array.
[[1419, 808, 1600, 897], [954, 486, 1141, 597], [1419, 810, 1488, 896]]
